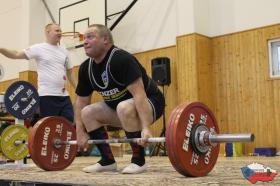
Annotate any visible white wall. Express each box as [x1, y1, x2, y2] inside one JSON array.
[[44, 0, 105, 67], [193, 0, 210, 36], [208, 0, 280, 36], [110, 0, 195, 53], [28, 0, 46, 70], [1, 0, 280, 81], [0, 0, 46, 80], [112, 0, 280, 51], [0, 0, 27, 80]]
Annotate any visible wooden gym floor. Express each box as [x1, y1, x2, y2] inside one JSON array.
[[0, 155, 279, 185]]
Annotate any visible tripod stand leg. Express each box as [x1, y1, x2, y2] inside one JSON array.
[[149, 84, 167, 156], [149, 128, 166, 156]]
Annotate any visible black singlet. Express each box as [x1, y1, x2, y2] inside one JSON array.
[[76, 46, 161, 110]]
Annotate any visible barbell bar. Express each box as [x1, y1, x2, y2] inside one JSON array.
[[11, 131, 254, 159], [12, 132, 253, 159], [13, 137, 166, 146], [52, 133, 253, 146], [11, 131, 253, 163], [15, 133, 254, 146]]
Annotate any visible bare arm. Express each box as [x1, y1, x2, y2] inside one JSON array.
[[127, 77, 153, 138], [75, 94, 91, 149], [0, 48, 28, 59], [66, 68, 77, 89]]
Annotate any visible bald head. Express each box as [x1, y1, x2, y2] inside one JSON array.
[[44, 23, 62, 45], [45, 23, 60, 33], [87, 24, 114, 44]]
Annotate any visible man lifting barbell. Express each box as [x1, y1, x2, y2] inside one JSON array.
[[26, 104, 253, 177], [75, 24, 165, 174], [0, 82, 254, 177]]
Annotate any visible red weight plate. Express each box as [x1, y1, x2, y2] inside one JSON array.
[[166, 105, 182, 174], [28, 123, 40, 167], [28, 116, 77, 171], [169, 102, 220, 177], [166, 103, 190, 176], [168, 102, 202, 176]]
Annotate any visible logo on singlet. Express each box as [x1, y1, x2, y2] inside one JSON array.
[[101, 71, 108, 87], [99, 88, 128, 101]]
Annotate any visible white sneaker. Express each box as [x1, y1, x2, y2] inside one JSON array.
[[122, 163, 147, 174], [82, 162, 117, 173]]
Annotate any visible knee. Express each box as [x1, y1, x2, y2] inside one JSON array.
[[81, 106, 90, 124], [116, 102, 137, 120], [81, 105, 100, 124], [116, 102, 140, 131]]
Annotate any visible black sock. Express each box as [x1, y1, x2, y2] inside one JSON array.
[[89, 127, 115, 166], [125, 131, 145, 166]]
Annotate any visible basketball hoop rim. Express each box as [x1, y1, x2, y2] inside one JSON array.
[[61, 32, 83, 37], [61, 32, 84, 43]]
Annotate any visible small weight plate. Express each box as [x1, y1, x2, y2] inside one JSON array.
[[1, 125, 29, 160], [4, 81, 39, 119]]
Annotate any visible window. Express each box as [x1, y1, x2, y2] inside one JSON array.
[[268, 38, 280, 78]]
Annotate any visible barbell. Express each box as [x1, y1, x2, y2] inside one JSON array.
[[3, 103, 254, 177], [1, 81, 255, 177]]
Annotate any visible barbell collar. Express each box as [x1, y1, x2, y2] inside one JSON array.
[[208, 133, 254, 144]]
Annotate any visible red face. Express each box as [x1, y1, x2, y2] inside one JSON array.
[[83, 27, 108, 59], [46, 24, 62, 44]]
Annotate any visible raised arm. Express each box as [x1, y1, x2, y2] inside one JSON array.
[[0, 48, 28, 59]]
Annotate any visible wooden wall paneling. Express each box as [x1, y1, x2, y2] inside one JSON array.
[[273, 79, 280, 149], [247, 29, 270, 149], [66, 66, 79, 102], [211, 24, 280, 154], [239, 32, 257, 153], [253, 30, 265, 150], [195, 34, 215, 113], [234, 34, 244, 135], [268, 26, 280, 150], [227, 34, 238, 134], [0, 79, 18, 93], [234, 33, 253, 153], [0, 71, 37, 103], [258, 26, 279, 148], [211, 38, 223, 132], [212, 37, 229, 133], [176, 34, 198, 104], [19, 71, 38, 88], [259, 25, 280, 151]]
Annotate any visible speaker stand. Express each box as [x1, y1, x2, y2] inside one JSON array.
[[150, 85, 166, 156]]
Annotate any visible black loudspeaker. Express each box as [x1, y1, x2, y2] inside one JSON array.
[[151, 57, 171, 86]]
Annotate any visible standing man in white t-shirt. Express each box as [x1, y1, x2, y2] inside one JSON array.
[[0, 23, 76, 123]]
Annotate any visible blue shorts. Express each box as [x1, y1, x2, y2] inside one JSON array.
[[39, 96, 74, 123]]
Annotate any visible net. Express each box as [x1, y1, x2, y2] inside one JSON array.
[[60, 32, 84, 50]]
